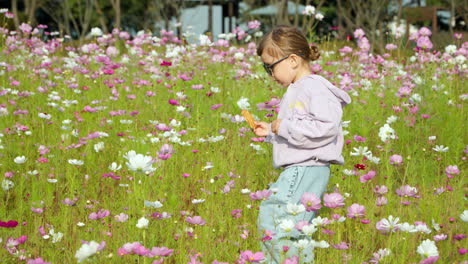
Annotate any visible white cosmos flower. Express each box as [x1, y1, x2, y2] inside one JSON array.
[[342, 169, 355, 176], [432, 145, 449, 152], [445, 44, 457, 54], [192, 199, 205, 204], [125, 152, 156, 173], [176, 106, 186, 112], [378, 124, 396, 142], [416, 239, 439, 258], [241, 189, 251, 194], [75, 241, 100, 263], [38, 112, 52, 119], [303, 5, 315, 16], [431, 219, 440, 231], [376, 215, 401, 233], [302, 224, 318, 236], [94, 142, 104, 152], [68, 159, 84, 166], [50, 229, 64, 243], [311, 216, 329, 227], [311, 240, 329, 249], [293, 239, 311, 249], [460, 210, 468, 222], [236, 97, 250, 109], [365, 153, 381, 164], [428, 136, 436, 141], [415, 224, 432, 234], [136, 217, 149, 229], [108, 162, 122, 171], [350, 146, 372, 156], [399, 222, 417, 232], [315, 13, 324, 21], [144, 200, 163, 208], [2, 179, 14, 190], [386, 115, 398, 124], [285, 203, 306, 216], [279, 219, 295, 233], [14, 156, 27, 164], [90, 27, 103, 37]]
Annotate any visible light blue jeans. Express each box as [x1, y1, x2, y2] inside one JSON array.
[[258, 166, 330, 264]]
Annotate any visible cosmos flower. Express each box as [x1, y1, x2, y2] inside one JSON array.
[[75, 241, 104, 262], [416, 239, 439, 258], [136, 217, 149, 229], [376, 215, 401, 233], [124, 151, 156, 173]]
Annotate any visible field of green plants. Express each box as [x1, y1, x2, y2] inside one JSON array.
[[0, 12, 467, 264]]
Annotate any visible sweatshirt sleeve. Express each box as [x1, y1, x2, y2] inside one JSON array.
[[276, 88, 342, 149]]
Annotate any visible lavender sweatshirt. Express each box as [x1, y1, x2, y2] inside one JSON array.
[[265, 74, 351, 168]]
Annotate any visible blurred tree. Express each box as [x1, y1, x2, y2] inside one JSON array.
[[40, 0, 94, 41], [336, 0, 392, 52]]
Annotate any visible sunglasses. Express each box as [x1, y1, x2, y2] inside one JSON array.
[[262, 55, 290, 76]]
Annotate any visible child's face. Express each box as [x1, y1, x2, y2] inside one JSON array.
[[261, 51, 297, 87]]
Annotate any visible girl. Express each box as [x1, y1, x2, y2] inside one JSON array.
[[253, 25, 351, 263]]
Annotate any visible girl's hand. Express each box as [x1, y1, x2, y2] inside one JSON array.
[[271, 119, 282, 134], [253, 121, 269, 137]]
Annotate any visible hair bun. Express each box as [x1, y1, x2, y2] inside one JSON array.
[[309, 45, 320, 61]]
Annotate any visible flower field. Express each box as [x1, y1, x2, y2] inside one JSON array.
[[0, 14, 467, 264]]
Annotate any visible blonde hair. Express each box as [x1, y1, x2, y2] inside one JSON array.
[[257, 25, 320, 61]]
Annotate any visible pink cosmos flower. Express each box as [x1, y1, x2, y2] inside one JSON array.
[[186, 216, 206, 225], [433, 234, 447, 241], [323, 192, 345, 208], [247, 20, 261, 29], [282, 256, 299, 264], [359, 170, 376, 183], [353, 135, 366, 142], [346, 203, 366, 219], [373, 185, 388, 195], [332, 241, 350, 250], [420, 256, 439, 264], [89, 209, 110, 220], [256, 98, 281, 111], [445, 165, 460, 178], [459, 248, 467, 255], [354, 29, 365, 39], [31, 207, 44, 214], [375, 196, 388, 207], [148, 247, 173, 257], [231, 209, 242, 218], [27, 258, 51, 264], [114, 213, 129, 222], [300, 192, 322, 211], [249, 190, 272, 201], [168, 99, 180, 106], [396, 185, 419, 198], [385, 43, 398, 50], [417, 36, 433, 50], [418, 27, 432, 37], [210, 104, 223, 110], [239, 250, 265, 263], [61, 198, 77, 206], [389, 155, 403, 165], [158, 144, 174, 160]]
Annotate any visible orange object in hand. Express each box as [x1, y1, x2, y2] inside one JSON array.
[[241, 109, 256, 129]]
